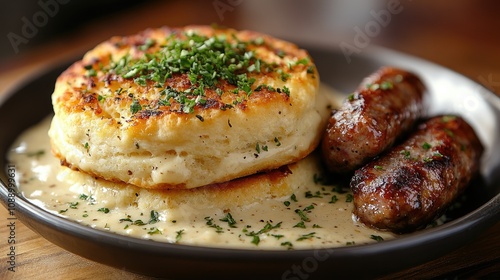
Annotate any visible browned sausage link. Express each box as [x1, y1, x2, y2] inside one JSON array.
[[351, 116, 484, 233], [321, 67, 426, 173]]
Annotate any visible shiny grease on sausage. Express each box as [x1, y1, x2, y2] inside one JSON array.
[[351, 116, 483, 233], [321, 67, 427, 173]]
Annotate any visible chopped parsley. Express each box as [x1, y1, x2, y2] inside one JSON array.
[[295, 209, 310, 222], [297, 232, 316, 241], [380, 81, 393, 90], [99, 31, 311, 116], [149, 210, 160, 224], [374, 165, 384, 170], [442, 115, 457, 122], [110, 32, 265, 114], [147, 227, 162, 235], [175, 229, 185, 242], [293, 221, 306, 228], [130, 99, 142, 114], [422, 142, 432, 150], [205, 216, 224, 233], [400, 150, 411, 159], [370, 235, 384, 242], [281, 241, 293, 248], [305, 190, 322, 198], [244, 221, 282, 245], [97, 207, 110, 214], [274, 137, 281, 146], [26, 150, 45, 158]]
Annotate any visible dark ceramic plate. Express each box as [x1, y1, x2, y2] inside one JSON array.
[[1, 46, 499, 279]]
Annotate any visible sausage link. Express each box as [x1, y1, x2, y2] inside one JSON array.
[[351, 116, 484, 233], [321, 67, 426, 173]]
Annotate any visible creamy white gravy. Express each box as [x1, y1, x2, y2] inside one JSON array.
[[8, 87, 396, 250]]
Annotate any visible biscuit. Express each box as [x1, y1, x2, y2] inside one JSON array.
[[49, 25, 329, 189]]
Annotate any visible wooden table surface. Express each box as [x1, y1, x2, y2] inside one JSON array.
[[1, 0, 499, 279]]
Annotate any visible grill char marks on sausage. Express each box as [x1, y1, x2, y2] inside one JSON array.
[[351, 116, 483, 233]]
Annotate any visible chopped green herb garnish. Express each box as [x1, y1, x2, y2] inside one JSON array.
[[369, 83, 380, 91], [130, 99, 142, 114], [400, 150, 411, 159], [442, 115, 457, 122], [374, 165, 384, 170], [313, 173, 324, 185], [253, 37, 264, 45], [370, 235, 384, 242], [422, 142, 432, 150], [329, 195, 338, 204], [380, 81, 393, 90], [257, 222, 282, 235], [297, 232, 316, 241], [147, 227, 162, 235], [295, 58, 309, 66], [133, 220, 147, 226], [175, 229, 185, 242], [290, 194, 298, 202], [293, 221, 306, 228], [274, 137, 281, 146], [107, 32, 292, 115], [149, 210, 160, 224], [272, 234, 284, 239], [139, 38, 155, 51], [98, 207, 110, 214], [434, 152, 444, 158], [204, 216, 224, 233], [86, 68, 97, 77], [251, 235, 260, 245], [282, 85, 290, 96], [444, 128, 455, 137], [26, 150, 45, 158], [279, 70, 291, 82], [303, 205, 315, 212], [295, 209, 310, 222], [305, 191, 322, 198], [345, 194, 354, 202]]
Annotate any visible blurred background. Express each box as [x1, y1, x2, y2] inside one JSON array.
[[1, 0, 499, 94]]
